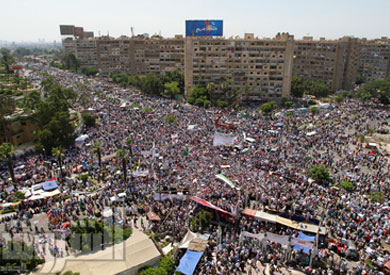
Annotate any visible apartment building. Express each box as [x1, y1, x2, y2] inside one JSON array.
[[93, 35, 184, 76], [358, 37, 390, 82], [184, 33, 294, 100], [293, 36, 360, 91], [0, 110, 39, 147], [61, 24, 390, 100]]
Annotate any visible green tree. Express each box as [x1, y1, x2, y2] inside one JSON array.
[[0, 48, 15, 74], [0, 143, 15, 182], [0, 240, 44, 273], [52, 146, 65, 178], [38, 112, 75, 151], [62, 271, 81, 275], [92, 141, 102, 169], [307, 164, 331, 184], [23, 90, 41, 111], [284, 101, 293, 108], [259, 101, 278, 114], [116, 149, 128, 182], [190, 210, 213, 232], [163, 81, 180, 98], [356, 73, 364, 85], [61, 52, 80, 72], [291, 76, 305, 98], [356, 78, 390, 104], [0, 95, 16, 142], [81, 111, 97, 127], [164, 115, 177, 123], [340, 180, 355, 192], [125, 137, 133, 159], [370, 191, 385, 203], [206, 82, 217, 103], [309, 106, 320, 115]]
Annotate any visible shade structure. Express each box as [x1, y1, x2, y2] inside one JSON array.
[[176, 250, 204, 275], [42, 178, 58, 191], [190, 196, 234, 216]]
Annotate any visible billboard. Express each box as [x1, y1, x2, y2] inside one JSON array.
[[84, 31, 94, 38], [73, 27, 84, 37], [60, 25, 75, 35], [186, 20, 223, 37]]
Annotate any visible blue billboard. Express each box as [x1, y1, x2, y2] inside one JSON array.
[[186, 20, 223, 37]]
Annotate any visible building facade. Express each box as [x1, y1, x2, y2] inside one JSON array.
[[62, 25, 390, 100], [293, 36, 360, 91], [184, 33, 294, 100], [358, 38, 390, 83]]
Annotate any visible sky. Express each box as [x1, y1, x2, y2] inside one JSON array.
[[1, 0, 390, 42]]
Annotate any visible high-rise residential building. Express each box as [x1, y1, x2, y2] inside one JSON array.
[[93, 35, 184, 76], [293, 36, 360, 91], [358, 37, 390, 82], [60, 24, 390, 101], [184, 33, 294, 100]]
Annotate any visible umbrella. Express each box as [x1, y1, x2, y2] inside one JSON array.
[[61, 222, 71, 228]]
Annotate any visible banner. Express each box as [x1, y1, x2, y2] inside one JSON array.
[[154, 193, 186, 201], [213, 132, 238, 147], [131, 170, 149, 177], [216, 174, 240, 190], [186, 20, 223, 37]]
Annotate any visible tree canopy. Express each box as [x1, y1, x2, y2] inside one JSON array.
[[307, 164, 331, 184], [356, 78, 390, 104], [259, 101, 278, 114], [291, 76, 332, 98]]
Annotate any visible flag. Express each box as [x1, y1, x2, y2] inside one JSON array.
[[216, 174, 240, 190]]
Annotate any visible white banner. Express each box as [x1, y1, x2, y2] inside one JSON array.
[[213, 132, 238, 147], [131, 170, 149, 177], [154, 193, 186, 201]]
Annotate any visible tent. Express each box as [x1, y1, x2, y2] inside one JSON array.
[[42, 179, 58, 191], [75, 134, 89, 143], [190, 196, 234, 216], [176, 250, 204, 275]]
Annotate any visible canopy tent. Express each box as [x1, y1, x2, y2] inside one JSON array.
[[176, 250, 204, 275], [243, 208, 326, 235], [75, 134, 89, 143], [242, 208, 256, 218], [179, 230, 210, 249], [255, 211, 277, 223], [190, 196, 234, 216], [297, 222, 327, 235], [215, 174, 240, 190], [42, 178, 58, 191], [297, 232, 315, 242]]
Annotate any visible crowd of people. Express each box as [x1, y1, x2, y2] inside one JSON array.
[[1, 60, 390, 274]]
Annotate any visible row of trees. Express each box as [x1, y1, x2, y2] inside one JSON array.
[[291, 76, 332, 98], [0, 48, 15, 74], [355, 78, 390, 104], [109, 71, 184, 98], [34, 77, 76, 152]]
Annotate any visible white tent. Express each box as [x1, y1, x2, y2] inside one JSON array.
[[75, 134, 89, 143]]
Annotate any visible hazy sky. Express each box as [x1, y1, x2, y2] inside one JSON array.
[[1, 0, 389, 42]]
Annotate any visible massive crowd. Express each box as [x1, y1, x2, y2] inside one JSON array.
[[1, 61, 390, 274]]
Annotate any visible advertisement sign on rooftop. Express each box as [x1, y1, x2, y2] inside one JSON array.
[[186, 20, 223, 37]]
